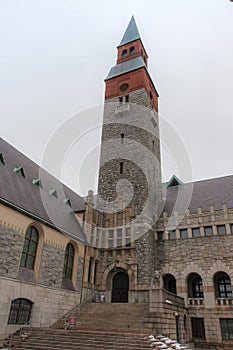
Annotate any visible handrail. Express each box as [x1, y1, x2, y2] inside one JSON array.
[[1, 319, 32, 350], [63, 290, 97, 328]]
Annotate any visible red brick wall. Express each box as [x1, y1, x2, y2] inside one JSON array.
[[105, 68, 159, 111]]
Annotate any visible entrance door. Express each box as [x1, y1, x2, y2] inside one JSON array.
[[112, 272, 129, 303]]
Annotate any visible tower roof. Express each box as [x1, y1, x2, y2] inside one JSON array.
[[118, 16, 141, 47]]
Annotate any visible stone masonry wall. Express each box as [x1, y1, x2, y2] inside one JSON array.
[[155, 218, 233, 345], [0, 277, 81, 341], [39, 242, 64, 287], [0, 224, 23, 279]]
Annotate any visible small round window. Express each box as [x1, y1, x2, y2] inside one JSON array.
[[119, 83, 129, 92]]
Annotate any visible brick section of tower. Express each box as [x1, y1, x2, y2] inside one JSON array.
[[105, 68, 159, 111]]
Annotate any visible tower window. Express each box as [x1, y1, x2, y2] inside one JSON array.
[[125, 95, 129, 103], [120, 162, 124, 174], [121, 133, 125, 144], [130, 46, 135, 55], [0, 153, 5, 165], [122, 49, 127, 58], [119, 96, 123, 104], [119, 83, 129, 92]]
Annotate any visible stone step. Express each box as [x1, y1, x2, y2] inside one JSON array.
[[6, 328, 151, 350], [53, 302, 148, 332]]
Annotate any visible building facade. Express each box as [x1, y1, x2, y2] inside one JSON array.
[[1, 16, 233, 349]]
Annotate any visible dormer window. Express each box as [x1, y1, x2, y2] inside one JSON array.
[[14, 166, 25, 178], [32, 178, 42, 188], [130, 46, 135, 55], [122, 49, 127, 58], [49, 189, 57, 198]]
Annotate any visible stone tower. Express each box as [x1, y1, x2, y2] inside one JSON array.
[[97, 16, 162, 284]]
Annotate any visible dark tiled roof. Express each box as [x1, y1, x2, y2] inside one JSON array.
[[0, 138, 86, 243], [118, 16, 141, 47], [163, 175, 233, 216], [105, 56, 146, 81]]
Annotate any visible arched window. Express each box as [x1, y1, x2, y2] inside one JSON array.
[[163, 274, 177, 295], [20, 226, 39, 270], [129, 46, 135, 55], [63, 243, 75, 280], [122, 49, 127, 58], [215, 272, 232, 298], [8, 298, 33, 325], [187, 273, 203, 298]]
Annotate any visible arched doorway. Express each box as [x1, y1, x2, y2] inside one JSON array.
[[112, 272, 129, 303]]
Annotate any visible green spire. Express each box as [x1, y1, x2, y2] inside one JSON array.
[[118, 16, 141, 47]]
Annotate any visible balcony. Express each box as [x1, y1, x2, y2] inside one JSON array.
[[188, 298, 204, 306], [115, 103, 130, 116], [216, 298, 233, 306]]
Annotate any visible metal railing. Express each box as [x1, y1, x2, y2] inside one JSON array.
[[0, 319, 32, 350], [61, 290, 97, 329]]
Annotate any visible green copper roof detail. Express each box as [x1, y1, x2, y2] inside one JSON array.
[[118, 16, 141, 47], [165, 175, 184, 189], [14, 166, 25, 178]]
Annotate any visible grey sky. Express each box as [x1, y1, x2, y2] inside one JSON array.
[[0, 0, 233, 196]]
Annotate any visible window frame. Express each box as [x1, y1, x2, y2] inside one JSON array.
[[188, 273, 204, 298], [204, 226, 213, 236], [220, 318, 233, 340], [20, 226, 39, 270], [215, 272, 232, 298], [192, 227, 201, 238], [122, 49, 127, 58], [169, 230, 176, 240], [191, 317, 206, 339], [8, 298, 33, 325], [217, 225, 226, 235], [180, 229, 188, 239], [63, 243, 75, 280], [129, 46, 135, 55]]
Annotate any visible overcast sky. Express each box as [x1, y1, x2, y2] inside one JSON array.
[[1, 0, 233, 196]]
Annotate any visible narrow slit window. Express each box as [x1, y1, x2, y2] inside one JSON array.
[[121, 133, 125, 144], [125, 95, 129, 103], [0, 153, 5, 165], [119, 96, 123, 104], [120, 162, 124, 174]]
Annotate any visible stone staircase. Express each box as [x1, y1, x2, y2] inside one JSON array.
[[3, 303, 151, 349], [53, 302, 149, 332], [6, 328, 150, 349]]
